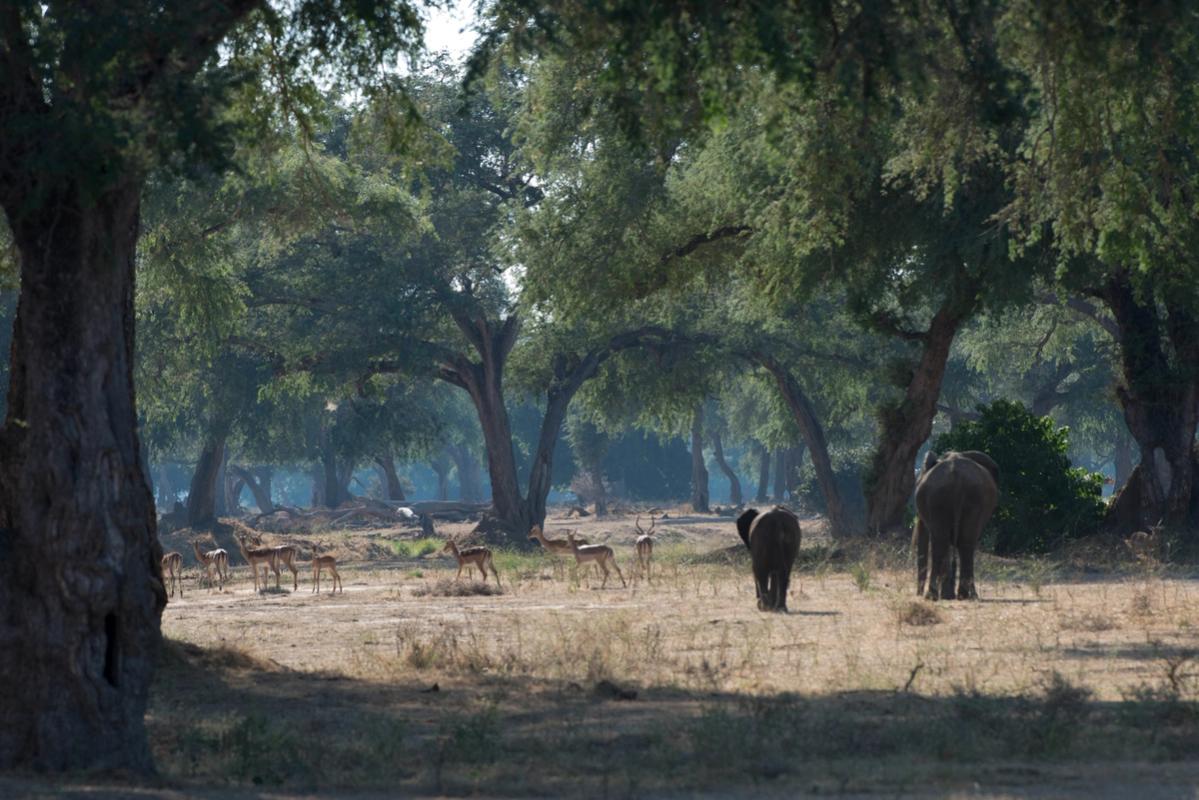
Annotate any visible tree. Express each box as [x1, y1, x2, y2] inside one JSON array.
[[1001, 3, 1199, 536], [0, 0, 426, 771]]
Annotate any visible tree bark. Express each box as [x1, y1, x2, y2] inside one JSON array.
[[755, 443, 770, 503], [0, 183, 162, 771], [755, 354, 855, 536], [373, 453, 406, 502], [711, 430, 743, 506], [1113, 433, 1134, 493], [1099, 272, 1199, 534], [690, 407, 711, 513], [865, 305, 966, 534], [186, 435, 227, 528]]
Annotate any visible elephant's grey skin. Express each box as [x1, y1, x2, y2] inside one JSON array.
[[913, 450, 999, 600], [736, 506, 801, 612]]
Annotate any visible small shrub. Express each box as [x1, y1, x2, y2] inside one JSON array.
[[413, 578, 503, 597], [393, 538, 441, 558], [934, 400, 1105, 555], [849, 561, 872, 592], [897, 601, 942, 626]]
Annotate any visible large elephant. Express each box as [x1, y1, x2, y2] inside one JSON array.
[[736, 506, 801, 612], [913, 450, 999, 601]]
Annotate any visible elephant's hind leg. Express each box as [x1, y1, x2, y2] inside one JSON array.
[[914, 518, 930, 597], [940, 546, 957, 600], [926, 529, 952, 601]]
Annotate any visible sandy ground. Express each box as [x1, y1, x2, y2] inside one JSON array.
[[7, 508, 1199, 798]]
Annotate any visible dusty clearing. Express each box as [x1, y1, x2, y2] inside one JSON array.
[[14, 511, 1199, 798]]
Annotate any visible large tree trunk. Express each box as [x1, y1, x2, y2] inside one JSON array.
[[772, 449, 787, 501], [865, 306, 965, 534], [1100, 273, 1199, 534], [318, 427, 351, 508], [430, 452, 452, 502], [757, 355, 855, 535], [690, 407, 710, 513], [755, 443, 770, 503], [449, 444, 483, 504], [186, 435, 226, 528], [711, 430, 743, 506], [0, 184, 161, 771], [439, 317, 527, 531], [373, 454, 406, 502]]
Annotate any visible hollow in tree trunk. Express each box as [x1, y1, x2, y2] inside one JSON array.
[[711, 430, 743, 506], [0, 182, 162, 772], [690, 407, 711, 513]]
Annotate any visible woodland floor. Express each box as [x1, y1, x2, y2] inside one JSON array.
[[6, 508, 1199, 798]]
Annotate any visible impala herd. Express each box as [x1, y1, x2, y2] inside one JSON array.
[[161, 513, 661, 599]]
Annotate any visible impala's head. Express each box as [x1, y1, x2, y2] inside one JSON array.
[[566, 531, 579, 550], [441, 539, 457, 554], [528, 525, 542, 541]]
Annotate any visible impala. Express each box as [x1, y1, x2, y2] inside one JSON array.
[[161, 551, 183, 598], [566, 532, 625, 589], [442, 539, 501, 585]]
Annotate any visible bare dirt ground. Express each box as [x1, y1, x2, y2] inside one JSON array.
[[7, 508, 1199, 798]]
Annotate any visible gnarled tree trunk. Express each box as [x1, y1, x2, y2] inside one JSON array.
[[773, 449, 787, 501], [711, 430, 742, 506], [1099, 273, 1199, 535], [865, 306, 966, 534], [0, 183, 162, 771]]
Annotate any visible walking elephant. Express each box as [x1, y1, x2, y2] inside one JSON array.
[[913, 450, 999, 601], [736, 506, 801, 612]]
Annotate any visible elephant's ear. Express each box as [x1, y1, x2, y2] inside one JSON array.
[[735, 509, 759, 549], [960, 450, 1000, 486]]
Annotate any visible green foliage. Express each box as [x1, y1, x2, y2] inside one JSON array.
[[934, 400, 1104, 555]]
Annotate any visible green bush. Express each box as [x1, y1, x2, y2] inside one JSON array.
[[933, 400, 1104, 555]]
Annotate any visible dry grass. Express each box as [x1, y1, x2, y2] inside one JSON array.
[[137, 510, 1199, 797]]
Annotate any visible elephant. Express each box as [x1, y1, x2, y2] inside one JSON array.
[[736, 506, 802, 612], [913, 450, 1000, 601]]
